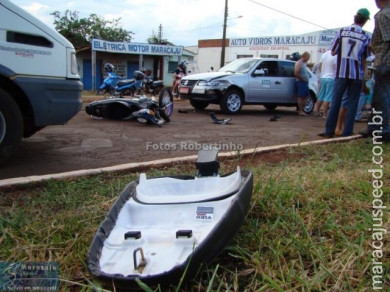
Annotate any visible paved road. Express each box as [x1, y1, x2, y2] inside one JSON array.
[[0, 99, 365, 180]]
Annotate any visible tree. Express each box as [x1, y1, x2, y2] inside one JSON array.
[[51, 10, 134, 49]]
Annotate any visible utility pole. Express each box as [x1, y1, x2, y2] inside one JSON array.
[[220, 0, 228, 68], [158, 24, 163, 43]]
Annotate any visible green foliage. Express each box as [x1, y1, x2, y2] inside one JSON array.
[[147, 32, 173, 45], [146, 24, 173, 45], [1, 141, 389, 291], [51, 10, 134, 49]]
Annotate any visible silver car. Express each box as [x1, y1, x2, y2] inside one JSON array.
[[179, 58, 318, 114]]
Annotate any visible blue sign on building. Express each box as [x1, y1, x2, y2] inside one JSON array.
[[92, 39, 183, 56]]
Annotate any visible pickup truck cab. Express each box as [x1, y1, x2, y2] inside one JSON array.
[[0, 0, 83, 163], [179, 58, 318, 114]]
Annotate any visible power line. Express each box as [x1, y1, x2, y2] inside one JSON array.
[[248, 0, 330, 30], [170, 23, 223, 34], [164, 15, 243, 35]]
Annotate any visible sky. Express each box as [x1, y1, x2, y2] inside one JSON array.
[[11, 0, 380, 47]]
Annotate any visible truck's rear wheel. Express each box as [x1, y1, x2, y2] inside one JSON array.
[[0, 88, 23, 164]]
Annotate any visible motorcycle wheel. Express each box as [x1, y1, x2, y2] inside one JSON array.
[[158, 87, 174, 121], [119, 88, 135, 98], [153, 86, 163, 96], [96, 89, 107, 96]]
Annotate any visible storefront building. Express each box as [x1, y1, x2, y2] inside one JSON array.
[[194, 29, 342, 73], [77, 39, 195, 90]]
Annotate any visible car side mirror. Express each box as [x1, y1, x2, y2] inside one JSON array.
[[254, 69, 266, 76]]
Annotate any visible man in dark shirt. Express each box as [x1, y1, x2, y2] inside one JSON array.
[[360, 0, 390, 142]]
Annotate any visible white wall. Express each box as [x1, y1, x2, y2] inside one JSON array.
[[197, 47, 223, 73], [190, 29, 342, 72]]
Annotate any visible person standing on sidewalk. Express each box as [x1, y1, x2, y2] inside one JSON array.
[[360, 0, 390, 142], [294, 51, 311, 116], [313, 49, 337, 118], [318, 8, 371, 137]]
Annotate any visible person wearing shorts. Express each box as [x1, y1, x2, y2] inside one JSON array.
[[313, 49, 337, 117], [294, 52, 311, 116]]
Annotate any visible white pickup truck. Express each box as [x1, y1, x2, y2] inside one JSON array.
[[0, 0, 83, 164]]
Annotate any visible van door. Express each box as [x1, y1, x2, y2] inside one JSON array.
[[247, 61, 288, 103]]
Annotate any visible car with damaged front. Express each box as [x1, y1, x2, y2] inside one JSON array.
[[179, 58, 318, 114]]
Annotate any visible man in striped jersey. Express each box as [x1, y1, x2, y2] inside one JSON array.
[[318, 8, 371, 138]]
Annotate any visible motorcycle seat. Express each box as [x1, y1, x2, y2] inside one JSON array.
[[152, 80, 163, 86], [117, 79, 136, 87]]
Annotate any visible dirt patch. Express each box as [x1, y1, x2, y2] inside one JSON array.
[[0, 97, 365, 180]]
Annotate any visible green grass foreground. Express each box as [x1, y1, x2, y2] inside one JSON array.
[[1, 140, 389, 291]]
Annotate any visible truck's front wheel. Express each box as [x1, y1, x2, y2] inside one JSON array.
[[0, 88, 23, 164]]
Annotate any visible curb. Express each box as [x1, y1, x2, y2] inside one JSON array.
[[0, 135, 362, 188]]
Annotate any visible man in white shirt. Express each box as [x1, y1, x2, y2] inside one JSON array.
[[313, 50, 337, 117]]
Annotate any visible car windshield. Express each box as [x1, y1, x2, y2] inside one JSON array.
[[219, 59, 258, 73]]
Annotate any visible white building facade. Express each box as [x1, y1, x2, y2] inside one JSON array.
[[194, 29, 341, 73]]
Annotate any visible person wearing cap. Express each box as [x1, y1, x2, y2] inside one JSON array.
[[360, 0, 390, 142], [318, 8, 371, 138]]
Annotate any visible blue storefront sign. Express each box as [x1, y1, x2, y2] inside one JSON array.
[[92, 39, 183, 56]]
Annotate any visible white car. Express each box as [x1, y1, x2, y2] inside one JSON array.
[[179, 58, 318, 114]]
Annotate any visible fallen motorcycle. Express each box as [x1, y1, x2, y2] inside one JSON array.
[[86, 87, 174, 127]]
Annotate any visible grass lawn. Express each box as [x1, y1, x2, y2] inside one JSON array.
[[0, 139, 389, 291]]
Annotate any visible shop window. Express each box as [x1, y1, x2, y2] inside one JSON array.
[[260, 54, 278, 58], [168, 61, 178, 73], [237, 54, 253, 59]]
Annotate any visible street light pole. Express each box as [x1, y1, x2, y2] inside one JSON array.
[[220, 0, 228, 68]]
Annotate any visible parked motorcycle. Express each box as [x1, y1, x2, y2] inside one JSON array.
[[142, 75, 165, 96], [114, 70, 145, 97], [86, 87, 174, 127], [97, 63, 165, 98], [96, 63, 119, 96], [172, 62, 187, 97]]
